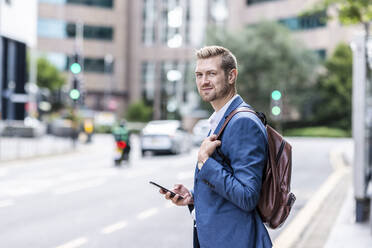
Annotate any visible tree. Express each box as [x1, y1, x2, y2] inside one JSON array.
[[37, 57, 66, 92], [205, 22, 320, 120], [311, 43, 352, 130], [310, 0, 372, 33], [36, 57, 66, 111], [126, 100, 153, 122]]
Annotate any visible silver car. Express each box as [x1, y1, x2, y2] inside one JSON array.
[[192, 119, 210, 146], [140, 120, 192, 155]]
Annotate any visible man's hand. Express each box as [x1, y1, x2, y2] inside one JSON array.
[[197, 134, 221, 168], [160, 184, 193, 206]]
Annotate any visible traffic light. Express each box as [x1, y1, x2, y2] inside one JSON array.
[[69, 78, 81, 101], [70, 53, 82, 74], [271, 90, 282, 118], [69, 53, 83, 103]]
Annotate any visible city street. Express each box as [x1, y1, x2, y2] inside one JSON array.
[[0, 134, 352, 248]]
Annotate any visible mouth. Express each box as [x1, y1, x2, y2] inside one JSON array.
[[201, 87, 213, 92]]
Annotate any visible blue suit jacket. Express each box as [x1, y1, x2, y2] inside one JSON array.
[[192, 96, 272, 248]]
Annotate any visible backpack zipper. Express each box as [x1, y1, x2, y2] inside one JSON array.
[[275, 140, 286, 165]]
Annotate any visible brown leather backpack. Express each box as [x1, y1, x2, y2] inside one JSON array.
[[216, 107, 296, 229]]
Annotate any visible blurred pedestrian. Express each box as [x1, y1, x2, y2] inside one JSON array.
[[160, 46, 272, 248]]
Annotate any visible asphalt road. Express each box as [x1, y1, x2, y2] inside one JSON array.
[[0, 134, 352, 248]]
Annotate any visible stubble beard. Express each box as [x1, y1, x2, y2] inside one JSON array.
[[200, 78, 231, 103]]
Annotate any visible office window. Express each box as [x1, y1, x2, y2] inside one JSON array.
[[38, 19, 75, 39], [41, 53, 113, 74], [278, 11, 326, 31], [141, 62, 156, 101], [161, 0, 186, 47], [246, 0, 280, 5], [42, 52, 69, 71], [84, 25, 113, 40], [142, 0, 156, 46], [38, 0, 113, 8], [38, 19, 113, 41], [314, 49, 327, 60], [83, 58, 114, 73]]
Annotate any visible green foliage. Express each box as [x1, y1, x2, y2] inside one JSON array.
[[205, 22, 320, 118], [309, 0, 372, 27], [125, 100, 153, 122], [284, 126, 351, 137], [37, 57, 66, 91], [311, 43, 352, 130]]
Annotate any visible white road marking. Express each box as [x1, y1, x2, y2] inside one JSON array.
[[55, 237, 88, 248], [101, 221, 128, 234], [54, 179, 105, 195], [176, 171, 194, 180], [0, 200, 13, 208], [137, 208, 158, 220]]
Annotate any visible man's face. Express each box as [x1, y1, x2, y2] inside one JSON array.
[[195, 56, 230, 103]]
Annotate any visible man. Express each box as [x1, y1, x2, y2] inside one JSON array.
[[160, 46, 272, 247]]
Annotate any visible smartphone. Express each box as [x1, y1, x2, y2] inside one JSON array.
[[149, 181, 184, 200]]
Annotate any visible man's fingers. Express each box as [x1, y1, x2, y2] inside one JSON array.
[[173, 184, 182, 191], [172, 194, 180, 203], [164, 192, 172, 200]]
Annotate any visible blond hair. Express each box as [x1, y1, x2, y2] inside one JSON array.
[[196, 46, 237, 78]]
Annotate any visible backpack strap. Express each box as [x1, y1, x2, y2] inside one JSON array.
[[216, 107, 266, 140], [215, 107, 267, 172]]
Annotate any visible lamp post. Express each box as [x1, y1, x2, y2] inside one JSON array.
[[104, 54, 113, 111]]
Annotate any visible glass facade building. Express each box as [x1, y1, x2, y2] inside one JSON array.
[[246, 0, 280, 5], [38, 19, 113, 40], [38, 0, 113, 8], [278, 12, 327, 31]]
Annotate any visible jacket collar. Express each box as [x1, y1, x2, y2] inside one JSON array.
[[213, 95, 247, 135]]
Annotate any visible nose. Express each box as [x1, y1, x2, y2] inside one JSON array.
[[200, 75, 210, 86]]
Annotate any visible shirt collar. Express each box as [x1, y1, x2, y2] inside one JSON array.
[[208, 95, 239, 134]]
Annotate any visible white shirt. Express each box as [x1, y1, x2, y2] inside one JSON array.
[[208, 95, 239, 135]]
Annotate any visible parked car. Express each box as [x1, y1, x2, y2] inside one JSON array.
[[140, 120, 192, 155], [192, 119, 210, 146]]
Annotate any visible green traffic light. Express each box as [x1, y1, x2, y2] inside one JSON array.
[[272, 106, 281, 116], [70, 63, 82, 74], [271, 90, 282, 101], [69, 89, 80, 100]]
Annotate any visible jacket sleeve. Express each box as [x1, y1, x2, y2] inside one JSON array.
[[196, 115, 267, 212]]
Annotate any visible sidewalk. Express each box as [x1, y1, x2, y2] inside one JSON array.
[[323, 148, 372, 248], [274, 142, 372, 247], [324, 188, 372, 248]]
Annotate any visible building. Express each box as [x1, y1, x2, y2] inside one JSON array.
[[226, 0, 363, 58], [127, 0, 209, 120], [37, 0, 129, 113], [0, 0, 38, 120], [37, 0, 210, 120]]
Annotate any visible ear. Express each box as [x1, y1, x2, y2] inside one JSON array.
[[228, 69, 237, 85]]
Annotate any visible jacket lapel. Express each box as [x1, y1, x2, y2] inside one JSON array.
[[213, 95, 245, 136]]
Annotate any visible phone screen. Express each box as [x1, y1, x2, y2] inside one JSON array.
[[149, 181, 184, 200]]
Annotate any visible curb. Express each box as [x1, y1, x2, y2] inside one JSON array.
[[273, 147, 351, 248]]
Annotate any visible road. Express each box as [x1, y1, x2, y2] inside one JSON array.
[[0, 134, 352, 248]]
